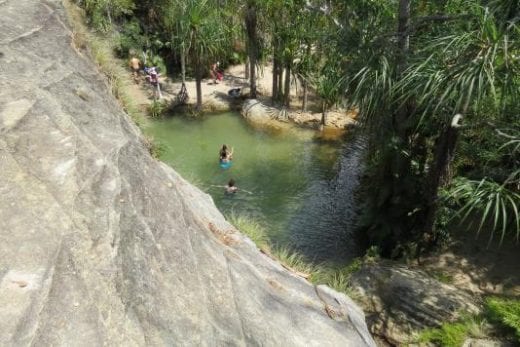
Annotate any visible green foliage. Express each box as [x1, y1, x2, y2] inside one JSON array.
[[312, 63, 344, 111], [227, 211, 268, 249], [344, 0, 520, 256], [418, 316, 488, 347], [485, 297, 520, 341], [310, 259, 363, 299], [83, 0, 135, 32], [271, 246, 317, 275], [115, 19, 145, 57], [150, 54, 167, 75], [148, 100, 168, 118], [161, 0, 233, 107], [448, 177, 520, 244], [364, 245, 381, 261]]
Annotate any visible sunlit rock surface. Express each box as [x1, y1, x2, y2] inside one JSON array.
[[241, 99, 356, 130], [0, 0, 375, 345]]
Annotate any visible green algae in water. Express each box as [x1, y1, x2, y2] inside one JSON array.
[[145, 113, 343, 250]]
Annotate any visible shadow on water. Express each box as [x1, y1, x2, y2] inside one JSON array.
[[288, 136, 366, 264]]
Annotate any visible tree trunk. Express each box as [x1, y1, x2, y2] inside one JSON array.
[[396, 0, 411, 74], [302, 77, 308, 112], [284, 64, 291, 107], [321, 102, 327, 126], [245, 57, 250, 79], [181, 44, 186, 85], [249, 56, 256, 98], [423, 115, 462, 238], [195, 64, 203, 111], [277, 64, 283, 101], [106, 7, 112, 25], [246, 3, 257, 99], [272, 50, 279, 104]]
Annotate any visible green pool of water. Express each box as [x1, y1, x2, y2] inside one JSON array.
[[146, 112, 351, 257]]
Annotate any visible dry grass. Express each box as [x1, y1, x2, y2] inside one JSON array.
[[63, 0, 147, 128]]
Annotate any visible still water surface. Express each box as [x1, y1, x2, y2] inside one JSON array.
[[146, 113, 361, 262]]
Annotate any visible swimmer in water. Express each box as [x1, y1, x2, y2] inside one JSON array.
[[219, 144, 234, 162], [225, 179, 238, 194]]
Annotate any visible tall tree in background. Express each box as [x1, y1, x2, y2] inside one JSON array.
[[245, 1, 259, 98], [83, 0, 135, 31], [345, 0, 520, 255]]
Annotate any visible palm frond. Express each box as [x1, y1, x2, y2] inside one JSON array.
[[448, 177, 520, 245]]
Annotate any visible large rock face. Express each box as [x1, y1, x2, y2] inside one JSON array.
[[0, 0, 375, 345]]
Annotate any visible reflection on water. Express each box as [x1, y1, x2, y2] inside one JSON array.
[[288, 138, 365, 262], [146, 113, 362, 263]]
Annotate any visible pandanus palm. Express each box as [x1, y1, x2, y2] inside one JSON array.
[[162, 0, 230, 110], [346, 1, 520, 253], [403, 5, 520, 242]]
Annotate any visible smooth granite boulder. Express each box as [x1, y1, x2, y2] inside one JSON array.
[[0, 0, 375, 346]]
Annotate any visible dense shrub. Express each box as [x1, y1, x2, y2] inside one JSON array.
[[115, 19, 145, 57]]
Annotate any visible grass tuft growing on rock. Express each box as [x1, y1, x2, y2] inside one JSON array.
[[64, 0, 146, 128], [271, 246, 317, 275], [142, 135, 165, 159], [309, 259, 363, 299], [417, 297, 520, 345], [226, 213, 370, 301], [227, 211, 268, 249]]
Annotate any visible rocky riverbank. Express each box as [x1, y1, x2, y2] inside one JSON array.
[[241, 99, 357, 132]]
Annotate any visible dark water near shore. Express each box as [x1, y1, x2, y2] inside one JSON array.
[[146, 112, 363, 263]]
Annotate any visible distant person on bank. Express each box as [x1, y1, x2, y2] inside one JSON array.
[[129, 56, 141, 81]]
